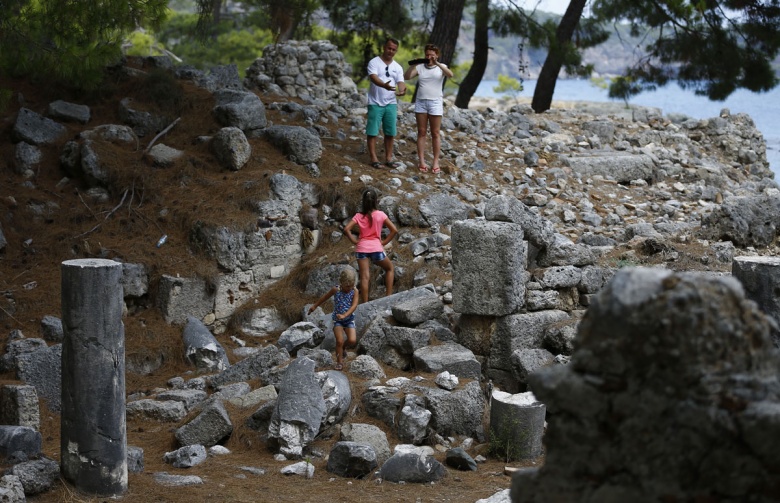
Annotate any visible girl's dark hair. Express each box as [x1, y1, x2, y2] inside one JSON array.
[[360, 188, 378, 226]]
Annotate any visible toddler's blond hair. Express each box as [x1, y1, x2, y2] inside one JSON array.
[[339, 268, 356, 287]]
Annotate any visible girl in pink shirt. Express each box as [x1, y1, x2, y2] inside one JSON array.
[[343, 189, 398, 303]]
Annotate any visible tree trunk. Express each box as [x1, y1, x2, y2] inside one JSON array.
[[531, 0, 587, 113], [429, 0, 466, 65], [454, 0, 488, 109], [211, 0, 222, 25], [272, 6, 298, 42], [411, 0, 466, 102]]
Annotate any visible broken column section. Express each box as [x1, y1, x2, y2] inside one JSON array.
[[60, 258, 127, 495]]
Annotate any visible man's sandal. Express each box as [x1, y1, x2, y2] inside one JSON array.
[[370, 161, 383, 169], [386, 161, 403, 169], [334, 363, 343, 370]]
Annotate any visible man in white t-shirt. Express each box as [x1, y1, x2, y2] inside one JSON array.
[[366, 38, 407, 169]]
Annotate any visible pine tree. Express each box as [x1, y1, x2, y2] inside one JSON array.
[[0, 0, 168, 89], [594, 0, 780, 103]]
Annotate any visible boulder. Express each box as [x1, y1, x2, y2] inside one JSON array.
[[163, 445, 207, 468], [175, 400, 233, 448], [391, 292, 444, 326], [7, 457, 59, 495], [326, 441, 378, 478], [268, 357, 326, 458], [263, 125, 322, 165], [211, 126, 251, 171], [376, 452, 447, 483], [0, 384, 40, 430], [212, 88, 267, 131], [208, 345, 289, 389], [12, 108, 67, 145], [0, 426, 41, 458], [126, 399, 187, 422], [413, 343, 481, 380], [423, 381, 485, 438], [15, 343, 61, 412], [445, 447, 477, 471], [397, 394, 431, 445], [182, 316, 230, 372], [340, 423, 391, 464]]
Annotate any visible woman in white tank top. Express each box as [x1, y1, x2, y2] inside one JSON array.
[[404, 44, 454, 174]]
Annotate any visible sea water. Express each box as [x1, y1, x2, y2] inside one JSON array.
[[475, 79, 780, 178]]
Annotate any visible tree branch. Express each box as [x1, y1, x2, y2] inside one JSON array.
[[145, 117, 180, 153], [73, 188, 128, 239]]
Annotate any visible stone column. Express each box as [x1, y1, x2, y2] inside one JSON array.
[[732, 255, 780, 347], [60, 259, 127, 495], [490, 390, 546, 460]]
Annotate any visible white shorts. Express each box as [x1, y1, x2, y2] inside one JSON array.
[[414, 98, 444, 116]]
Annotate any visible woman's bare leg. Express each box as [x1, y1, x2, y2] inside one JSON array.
[[416, 112, 429, 168], [429, 115, 443, 172]]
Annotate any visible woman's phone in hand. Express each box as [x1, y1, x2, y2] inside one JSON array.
[[408, 58, 427, 66]]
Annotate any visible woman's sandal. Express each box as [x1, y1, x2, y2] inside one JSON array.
[[418, 165, 428, 173], [432, 166, 441, 174]]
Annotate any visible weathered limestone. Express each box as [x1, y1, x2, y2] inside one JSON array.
[[511, 268, 780, 502], [267, 357, 326, 458], [452, 220, 527, 316], [0, 425, 42, 458], [60, 259, 127, 496], [0, 385, 40, 430], [490, 391, 545, 460], [732, 255, 780, 346], [339, 423, 390, 464], [174, 400, 233, 448], [326, 441, 377, 478], [157, 275, 215, 325], [560, 152, 655, 183]]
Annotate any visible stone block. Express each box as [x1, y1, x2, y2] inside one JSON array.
[[452, 220, 526, 316]]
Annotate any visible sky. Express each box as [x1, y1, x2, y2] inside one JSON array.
[[535, 0, 571, 14]]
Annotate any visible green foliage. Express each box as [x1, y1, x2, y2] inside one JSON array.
[[320, 0, 416, 81], [613, 254, 643, 269], [488, 417, 528, 463], [154, 12, 274, 75], [0, 88, 12, 114], [242, 0, 321, 40], [493, 73, 523, 104], [608, 75, 643, 107], [594, 0, 780, 100], [125, 30, 166, 58], [0, 0, 168, 89]]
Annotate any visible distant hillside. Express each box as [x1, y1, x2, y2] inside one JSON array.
[[455, 15, 780, 82], [455, 18, 654, 81]]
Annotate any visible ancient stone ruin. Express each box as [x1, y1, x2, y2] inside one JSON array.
[[2, 38, 780, 501], [511, 268, 780, 502]]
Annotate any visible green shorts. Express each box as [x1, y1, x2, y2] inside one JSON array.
[[366, 104, 398, 137]]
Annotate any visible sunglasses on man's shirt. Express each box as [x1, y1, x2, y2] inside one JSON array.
[[385, 66, 389, 77]]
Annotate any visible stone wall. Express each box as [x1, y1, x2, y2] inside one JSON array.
[[244, 40, 358, 105]]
